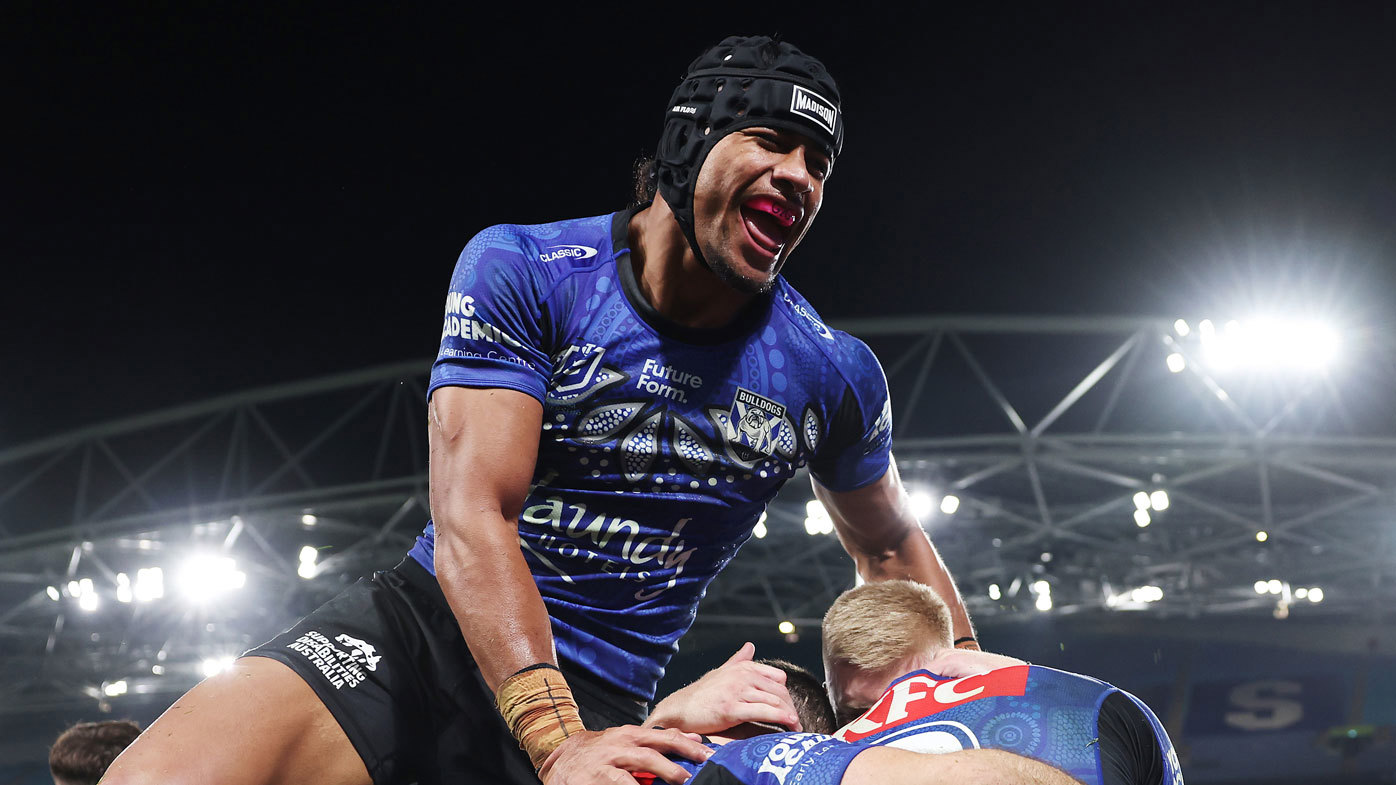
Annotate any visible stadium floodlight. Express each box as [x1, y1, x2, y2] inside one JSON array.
[[1295, 588, 1308, 599], [1193, 317, 1342, 373], [1134, 509, 1151, 528], [1130, 586, 1164, 603], [1165, 353, 1186, 373], [177, 555, 247, 603], [753, 511, 768, 539], [116, 573, 133, 603], [101, 680, 128, 697], [778, 620, 795, 635], [1267, 579, 1283, 594], [1149, 491, 1170, 511], [989, 584, 1001, 600], [1173, 319, 1190, 337], [908, 490, 935, 519], [804, 500, 833, 535], [1032, 580, 1052, 611], [134, 567, 164, 602], [201, 656, 236, 678], [1309, 587, 1324, 603], [302, 514, 318, 526], [940, 495, 960, 515], [1254, 580, 1268, 594], [1256, 531, 1269, 542], [152, 664, 165, 675], [1132, 492, 1150, 511], [46, 586, 60, 601]]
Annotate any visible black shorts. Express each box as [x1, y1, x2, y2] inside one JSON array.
[[244, 558, 648, 785]]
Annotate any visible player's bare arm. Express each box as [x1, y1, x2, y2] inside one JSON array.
[[813, 459, 976, 646], [429, 386, 710, 784]]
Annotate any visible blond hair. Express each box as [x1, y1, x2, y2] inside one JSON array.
[[822, 580, 953, 670]]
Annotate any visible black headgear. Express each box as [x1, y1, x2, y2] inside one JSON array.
[[655, 35, 844, 268]]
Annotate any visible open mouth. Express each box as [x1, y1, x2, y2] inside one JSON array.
[[740, 195, 799, 256]]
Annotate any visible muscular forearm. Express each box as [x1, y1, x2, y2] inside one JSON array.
[[846, 747, 1083, 785], [870, 527, 975, 644], [433, 509, 556, 691]]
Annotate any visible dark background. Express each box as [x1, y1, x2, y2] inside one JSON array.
[[6, 2, 1395, 440]]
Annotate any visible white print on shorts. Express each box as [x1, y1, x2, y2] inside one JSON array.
[[286, 630, 379, 689]]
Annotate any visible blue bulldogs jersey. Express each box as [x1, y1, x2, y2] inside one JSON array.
[[407, 206, 893, 700], [836, 666, 1183, 785]]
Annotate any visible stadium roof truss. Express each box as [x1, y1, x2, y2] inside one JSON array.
[[1, 315, 1393, 712]]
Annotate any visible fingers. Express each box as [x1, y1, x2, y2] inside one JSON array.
[[637, 727, 714, 763], [618, 748, 695, 785], [723, 641, 756, 666]]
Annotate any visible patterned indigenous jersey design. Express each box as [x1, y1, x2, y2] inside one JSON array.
[[835, 666, 1183, 785], [408, 206, 893, 700], [665, 734, 869, 785]]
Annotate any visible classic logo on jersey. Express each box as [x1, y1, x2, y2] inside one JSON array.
[[781, 290, 834, 340], [724, 387, 787, 461], [875, 721, 981, 754], [837, 667, 1031, 743], [539, 244, 598, 262], [789, 85, 838, 136]]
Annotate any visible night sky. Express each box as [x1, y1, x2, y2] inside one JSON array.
[[7, 2, 1395, 446]]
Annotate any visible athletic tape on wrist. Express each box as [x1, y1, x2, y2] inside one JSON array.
[[496, 664, 587, 770]]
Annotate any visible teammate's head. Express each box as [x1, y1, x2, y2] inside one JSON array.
[[653, 35, 843, 295], [821, 580, 953, 726], [49, 719, 141, 785]]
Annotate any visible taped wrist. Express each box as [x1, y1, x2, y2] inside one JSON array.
[[496, 664, 587, 770]]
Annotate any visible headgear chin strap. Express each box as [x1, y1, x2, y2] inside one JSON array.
[[655, 35, 844, 270]]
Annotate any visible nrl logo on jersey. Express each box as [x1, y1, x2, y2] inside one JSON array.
[[723, 387, 787, 461]]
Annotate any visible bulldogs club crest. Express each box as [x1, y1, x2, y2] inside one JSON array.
[[725, 387, 787, 462]]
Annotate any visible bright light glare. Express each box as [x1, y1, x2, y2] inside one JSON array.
[[1150, 490, 1170, 511], [152, 665, 165, 676], [46, 586, 60, 601], [908, 491, 935, 519], [940, 495, 960, 515], [1132, 492, 1150, 511], [1035, 594, 1052, 611], [778, 620, 795, 635], [1256, 531, 1269, 542], [1309, 587, 1324, 603], [178, 555, 246, 602], [79, 591, 99, 612], [989, 583, 1001, 601], [1134, 509, 1152, 527], [302, 514, 318, 526], [1267, 579, 1283, 594], [134, 568, 164, 602], [1295, 588, 1308, 599], [102, 680, 128, 697], [1166, 353, 1186, 373], [299, 546, 318, 564], [752, 520, 768, 539], [116, 573, 133, 603], [1254, 580, 1268, 594], [1174, 319, 1190, 337], [1130, 586, 1164, 603], [297, 561, 318, 580], [1196, 318, 1341, 373], [804, 500, 833, 535], [201, 656, 237, 678]]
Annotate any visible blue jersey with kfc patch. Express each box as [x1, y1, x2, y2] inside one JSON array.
[[835, 666, 1183, 785], [407, 205, 893, 700]]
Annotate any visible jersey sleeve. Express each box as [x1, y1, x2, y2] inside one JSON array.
[[682, 734, 870, 785], [1097, 691, 1185, 785], [429, 225, 554, 403], [808, 337, 894, 492]]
